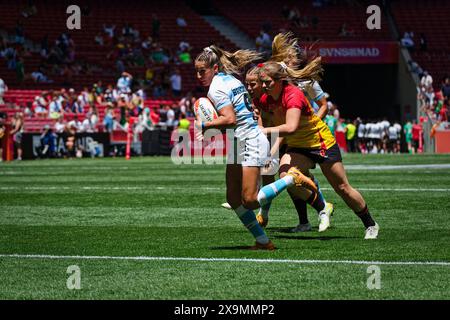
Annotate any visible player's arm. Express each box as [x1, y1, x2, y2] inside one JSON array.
[[270, 136, 284, 157], [263, 108, 301, 137], [315, 96, 328, 119], [197, 105, 236, 130]]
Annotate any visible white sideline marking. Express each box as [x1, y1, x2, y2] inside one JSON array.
[[0, 254, 449, 267], [1, 186, 450, 192], [344, 164, 450, 170]]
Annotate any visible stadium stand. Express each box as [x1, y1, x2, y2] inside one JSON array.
[[0, 0, 237, 92], [390, 0, 450, 89], [212, 0, 392, 42]]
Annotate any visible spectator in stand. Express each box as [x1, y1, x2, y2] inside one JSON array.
[[15, 20, 25, 45], [179, 49, 192, 64], [10, 112, 24, 161], [31, 67, 52, 83], [411, 120, 423, 154], [170, 69, 182, 97], [421, 71, 433, 91], [33, 95, 48, 117], [4, 45, 17, 70], [54, 115, 66, 134], [103, 24, 116, 39], [131, 92, 144, 115], [439, 103, 448, 122], [68, 114, 82, 132], [22, 0, 38, 18], [158, 104, 168, 125], [142, 36, 153, 50], [424, 86, 435, 105], [103, 103, 115, 133], [136, 107, 154, 133], [95, 33, 104, 46], [401, 30, 414, 49], [166, 105, 176, 127], [117, 72, 133, 94], [255, 30, 272, 57], [408, 60, 423, 76], [338, 23, 355, 37], [442, 77, 450, 100], [104, 84, 117, 103], [49, 94, 63, 120], [0, 111, 6, 161], [179, 91, 195, 116], [0, 78, 7, 105], [77, 87, 90, 110], [176, 15, 188, 27]]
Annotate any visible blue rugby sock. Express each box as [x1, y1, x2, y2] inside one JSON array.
[[313, 176, 326, 204], [235, 205, 269, 244], [257, 175, 294, 206]]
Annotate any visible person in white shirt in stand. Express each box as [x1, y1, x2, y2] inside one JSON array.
[[420, 71, 433, 90], [170, 69, 182, 97], [166, 105, 176, 127], [68, 115, 82, 132], [176, 15, 187, 27], [0, 78, 8, 105], [54, 115, 66, 134], [117, 72, 133, 94]]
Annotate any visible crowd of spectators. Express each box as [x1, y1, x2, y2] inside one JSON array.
[[0, 24, 102, 86], [98, 17, 193, 98]]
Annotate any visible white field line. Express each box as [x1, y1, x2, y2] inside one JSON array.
[[1, 163, 450, 172], [0, 186, 450, 192], [0, 253, 449, 267]]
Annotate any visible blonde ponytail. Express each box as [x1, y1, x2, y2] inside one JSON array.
[[195, 45, 262, 75]]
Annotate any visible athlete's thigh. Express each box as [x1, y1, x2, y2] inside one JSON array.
[[279, 152, 315, 176], [319, 161, 349, 189], [241, 166, 261, 199]]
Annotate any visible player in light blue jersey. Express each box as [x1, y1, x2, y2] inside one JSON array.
[[297, 80, 328, 119], [194, 45, 298, 250]]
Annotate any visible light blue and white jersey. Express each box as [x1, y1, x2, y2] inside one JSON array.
[[297, 80, 325, 114], [208, 72, 259, 140]]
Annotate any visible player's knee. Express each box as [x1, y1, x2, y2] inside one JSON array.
[[335, 182, 352, 198], [242, 192, 258, 209]]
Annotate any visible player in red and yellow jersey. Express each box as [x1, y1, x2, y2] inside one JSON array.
[[256, 61, 379, 239]]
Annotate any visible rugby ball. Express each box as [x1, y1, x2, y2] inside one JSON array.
[[194, 97, 218, 122]]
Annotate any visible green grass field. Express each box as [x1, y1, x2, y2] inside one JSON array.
[[1, 154, 450, 299]]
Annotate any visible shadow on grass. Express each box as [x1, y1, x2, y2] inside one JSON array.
[[271, 235, 348, 241], [209, 246, 255, 251]]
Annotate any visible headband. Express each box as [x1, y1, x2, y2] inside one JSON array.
[[279, 61, 288, 70], [203, 47, 214, 54]]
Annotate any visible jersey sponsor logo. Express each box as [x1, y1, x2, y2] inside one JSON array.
[[231, 86, 246, 96]]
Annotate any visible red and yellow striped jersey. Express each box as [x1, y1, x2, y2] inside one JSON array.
[[255, 83, 336, 150]]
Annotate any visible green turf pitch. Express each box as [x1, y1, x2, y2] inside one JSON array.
[[0, 154, 450, 299]]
